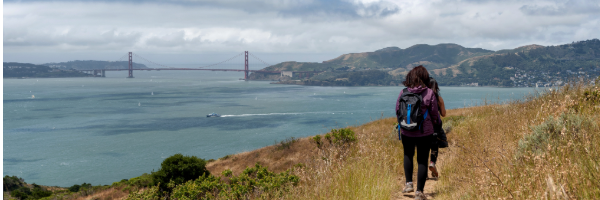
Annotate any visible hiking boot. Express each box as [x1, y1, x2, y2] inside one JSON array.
[[429, 162, 439, 178], [402, 182, 414, 193], [415, 191, 427, 200]]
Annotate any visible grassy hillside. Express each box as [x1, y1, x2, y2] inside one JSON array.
[[436, 80, 600, 198], [250, 43, 495, 86], [252, 40, 600, 87], [260, 43, 493, 73], [433, 39, 600, 86], [8, 78, 599, 199], [174, 78, 600, 199], [325, 44, 492, 71]]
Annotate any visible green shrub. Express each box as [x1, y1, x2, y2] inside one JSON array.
[[275, 137, 298, 150], [324, 133, 332, 143], [170, 163, 299, 199], [30, 184, 52, 199], [67, 182, 91, 193], [220, 154, 232, 160], [442, 115, 465, 134], [68, 184, 81, 192], [326, 128, 357, 145], [221, 169, 233, 177], [126, 185, 161, 200], [294, 163, 305, 168], [111, 174, 154, 189], [312, 135, 323, 148], [67, 182, 93, 196], [518, 113, 597, 157], [128, 173, 153, 187], [5, 178, 52, 200], [151, 154, 210, 193], [3, 175, 26, 192], [10, 187, 31, 200], [584, 89, 600, 103], [518, 115, 563, 157]]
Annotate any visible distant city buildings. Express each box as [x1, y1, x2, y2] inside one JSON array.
[[508, 67, 599, 87]]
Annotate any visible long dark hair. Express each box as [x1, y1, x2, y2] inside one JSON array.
[[429, 77, 440, 96], [402, 65, 430, 88], [429, 77, 443, 113]]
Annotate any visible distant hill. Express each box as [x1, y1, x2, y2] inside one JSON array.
[[251, 39, 600, 87], [42, 60, 148, 70], [434, 39, 600, 86], [259, 43, 493, 74], [3, 62, 92, 78]]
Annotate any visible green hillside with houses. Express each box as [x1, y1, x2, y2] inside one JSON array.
[[250, 39, 600, 87], [3, 62, 92, 78]]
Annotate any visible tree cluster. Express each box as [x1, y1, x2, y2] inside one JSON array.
[[3, 62, 92, 78], [3, 176, 52, 200], [151, 153, 210, 193]]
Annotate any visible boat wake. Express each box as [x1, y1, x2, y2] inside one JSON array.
[[220, 111, 356, 117], [220, 113, 302, 117]]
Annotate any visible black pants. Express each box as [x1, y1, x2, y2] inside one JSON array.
[[402, 134, 433, 192], [430, 145, 438, 163], [430, 121, 447, 163]]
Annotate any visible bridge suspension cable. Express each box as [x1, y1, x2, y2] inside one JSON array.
[[130, 52, 245, 69], [133, 53, 173, 68], [197, 53, 244, 69], [116, 53, 130, 62], [248, 52, 272, 66]]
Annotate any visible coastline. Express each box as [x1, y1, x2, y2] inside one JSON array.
[[3, 76, 94, 79], [269, 80, 551, 88]]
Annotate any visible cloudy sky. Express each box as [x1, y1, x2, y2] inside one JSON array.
[[3, 0, 599, 66]]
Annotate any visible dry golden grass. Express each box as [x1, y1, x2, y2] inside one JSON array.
[[71, 187, 129, 200], [203, 117, 409, 199], [282, 108, 472, 200], [284, 117, 405, 199], [41, 185, 68, 193], [206, 137, 319, 176], [437, 82, 600, 199], [37, 186, 132, 200], [203, 102, 475, 199]]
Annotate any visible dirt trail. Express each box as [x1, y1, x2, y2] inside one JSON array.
[[393, 173, 439, 200]]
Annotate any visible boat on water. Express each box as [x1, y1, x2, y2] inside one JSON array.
[[206, 113, 221, 117]]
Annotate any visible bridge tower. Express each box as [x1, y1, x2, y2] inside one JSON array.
[[128, 52, 134, 78], [244, 51, 249, 80]]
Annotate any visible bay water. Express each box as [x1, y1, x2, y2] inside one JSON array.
[[4, 71, 539, 186]]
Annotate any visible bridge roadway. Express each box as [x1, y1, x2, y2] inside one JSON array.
[[81, 68, 280, 73], [77, 51, 322, 79], [78, 68, 322, 78]]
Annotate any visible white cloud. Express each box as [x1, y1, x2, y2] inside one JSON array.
[[3, 0, 599, 64]]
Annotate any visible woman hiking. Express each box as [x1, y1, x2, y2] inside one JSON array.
[[396, 66, 441, 200], [427, 77, 448, 178]]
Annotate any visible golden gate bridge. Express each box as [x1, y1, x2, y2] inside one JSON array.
[[78, 51, 320, 80]]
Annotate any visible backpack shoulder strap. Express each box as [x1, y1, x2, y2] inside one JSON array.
[[399, 88, 410, 99], [419, 109, 429, 133]]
